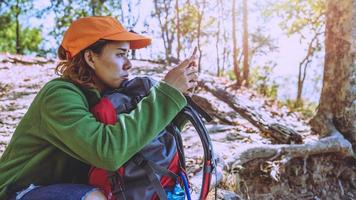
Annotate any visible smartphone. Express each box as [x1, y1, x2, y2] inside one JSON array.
[[188, 47, 198, 68], [190, 46, 198, 59], [188, 47, 198, 96]]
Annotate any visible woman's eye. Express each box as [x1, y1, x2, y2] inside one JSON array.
[[116, 53, 126, 57]]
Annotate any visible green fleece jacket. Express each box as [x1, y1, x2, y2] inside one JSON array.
[[0, 78, 187, 199]]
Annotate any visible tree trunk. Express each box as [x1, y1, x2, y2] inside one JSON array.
[[216, 11, 220, 76], [310, 0, 356, 152], [295, 74, 303, 108], [15, 0, 20, 54], [128, 0, 133, 27], [129, 31, 137, 59], [242, 0, 249, 87], [221, 2, 228, 76], [222, 29, 229, 76], [295, 31, 322, 108], [216, 0, 223, 77], [120, 2, 125, 23], [153, 0, 174, 65], [232, 0, 241, 87], [197, 0, 206, 73], [165, 0, 174, 65], [91, 0, 96, 16], [175, 0, 181, 61], [163, 0, 171, 64]]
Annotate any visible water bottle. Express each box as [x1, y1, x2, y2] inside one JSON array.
[[166, 182, 185, 200]]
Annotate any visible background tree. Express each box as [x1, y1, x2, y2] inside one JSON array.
[[121, 0, 141, 30], [0, 0, 42, 54], [195, 0, 207, 72], [215, 0, 222, 76], [212, 0, 232, 77], [242, 0, 249, 87], [175, 0, 181, 61], [265, 0, 326, 107], [121, 0, 142, 59], [232, 0, 241, 87], [48, 0, 122, 44], [177, 2, 214, 63], [153, 0, 175, 65]]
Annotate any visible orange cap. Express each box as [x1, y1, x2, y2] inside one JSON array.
[[61, 16, 151, 58]]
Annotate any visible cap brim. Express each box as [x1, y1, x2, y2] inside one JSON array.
[[102, 31, 151, 49]]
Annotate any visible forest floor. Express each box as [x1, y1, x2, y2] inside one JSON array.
[[0, 53, 355, 200]]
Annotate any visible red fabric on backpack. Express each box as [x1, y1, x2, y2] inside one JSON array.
[[89, 97, 119, 200], [160, 152, 180, 188], [201, 160, 212, 200], [90, 97, 117, 125], [151, 152, 180, 200], [88, 168, 113, 200], [89, 167, 125, 200]]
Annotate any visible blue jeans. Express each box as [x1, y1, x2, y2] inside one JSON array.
[[9, 184, 99, 200]]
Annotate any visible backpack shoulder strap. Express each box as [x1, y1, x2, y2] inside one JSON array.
[[132, 153, 169, 200], [177, 97, 216, 200], [185, 96, 213, 122]]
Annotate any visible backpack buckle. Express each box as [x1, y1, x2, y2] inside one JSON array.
[[132, 154, 146, 166], [108, 172, 127, 200]]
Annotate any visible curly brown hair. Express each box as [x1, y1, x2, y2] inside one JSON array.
[[55, 40, 111, 89]]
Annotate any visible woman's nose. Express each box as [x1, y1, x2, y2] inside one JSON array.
[[123, 58, 132, 70]]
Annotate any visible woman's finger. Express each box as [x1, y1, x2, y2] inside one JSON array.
[[190, 54, 198, 62], [177, 59, 190, 69]]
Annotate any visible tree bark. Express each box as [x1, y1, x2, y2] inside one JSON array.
[[15, 0, 21, 54], [310, 0, 356, 152], [242, 0, 249, 87], [120, 1, 125, 23], [196, 0, 206, 73], [232, 0, 241, 87], [175, 0, 181, 61], [90, 0, 96, 16], [222, 31, 228, 76], [191, 94, 238, 125], [215, 0, 221, 76]]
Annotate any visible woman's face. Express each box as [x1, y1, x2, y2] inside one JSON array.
[[88, 41, 132, 90]]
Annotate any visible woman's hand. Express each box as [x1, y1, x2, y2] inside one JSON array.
[[163, 55, 198, 94]]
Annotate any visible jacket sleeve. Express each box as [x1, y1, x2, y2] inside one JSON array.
[[40, 81, 187, 171], [174, 114, 189, 131]]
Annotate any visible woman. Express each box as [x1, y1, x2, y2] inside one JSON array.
[[0, 16, 198, 200]]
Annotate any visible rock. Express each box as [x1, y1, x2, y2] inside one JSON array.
[[217, 189, 241, 200]]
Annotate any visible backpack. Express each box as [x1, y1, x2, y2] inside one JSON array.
[[87, 77, 215, 200]]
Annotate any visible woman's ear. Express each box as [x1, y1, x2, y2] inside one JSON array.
[[84, 50, 96, 70]]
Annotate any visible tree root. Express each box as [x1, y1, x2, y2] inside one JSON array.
[[228, 127, 354, 170]]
